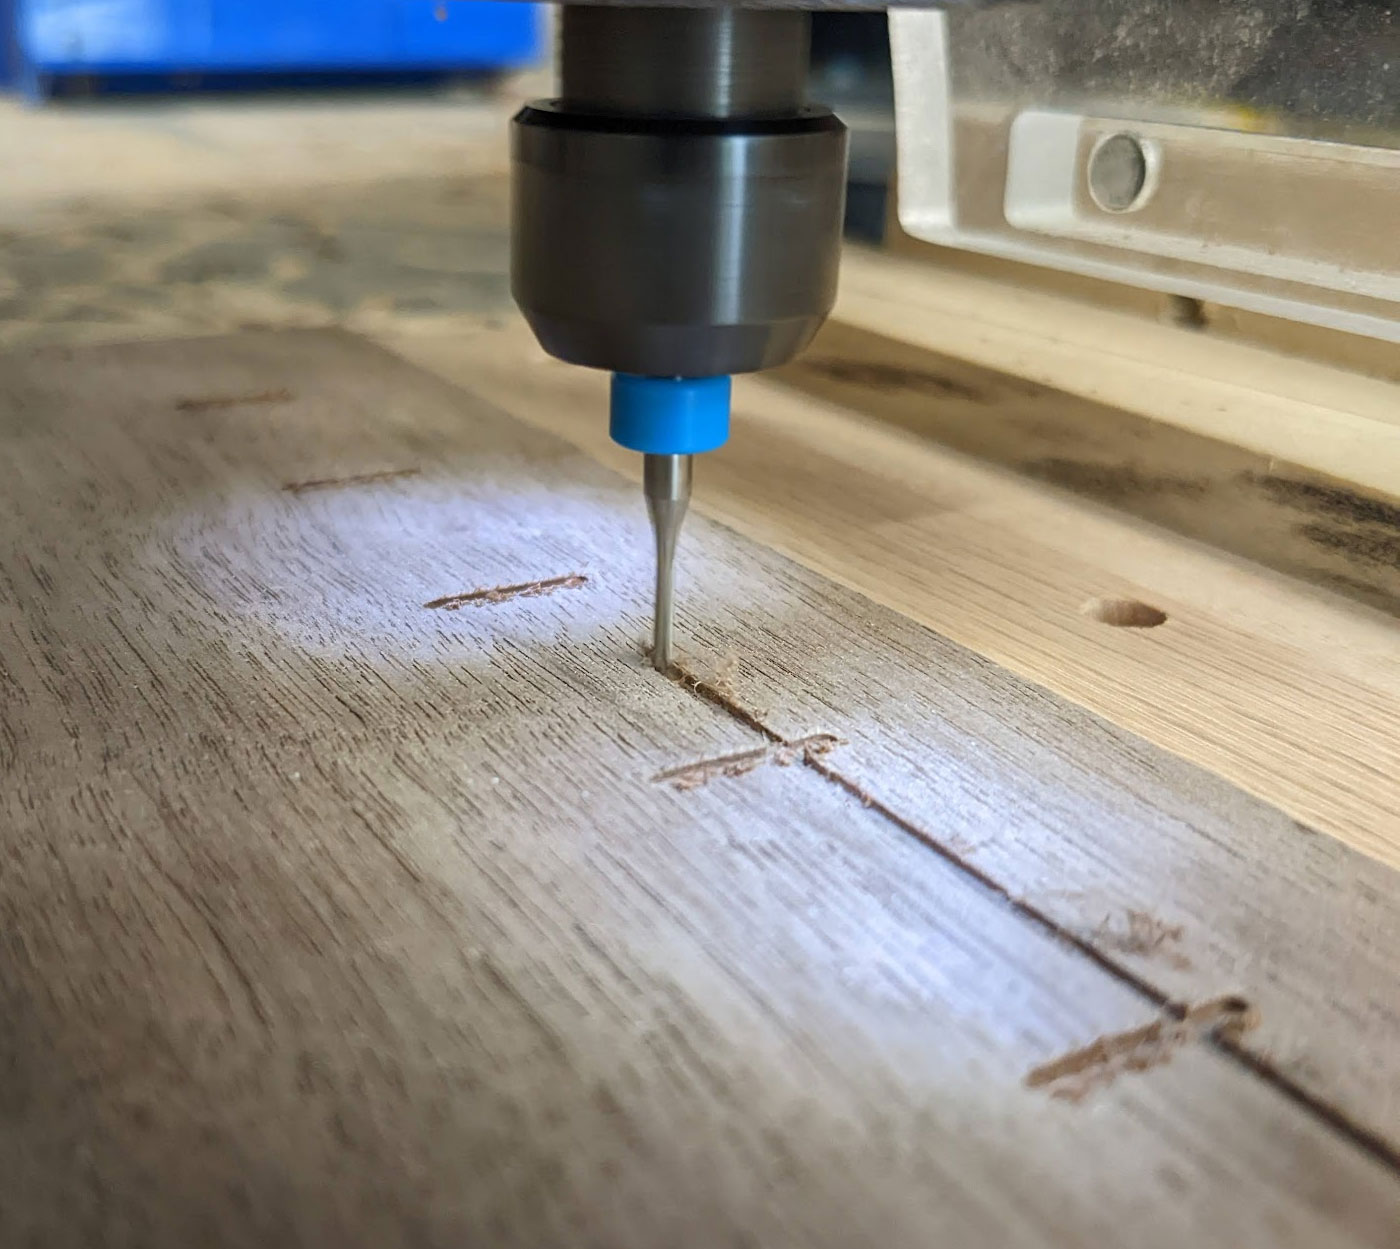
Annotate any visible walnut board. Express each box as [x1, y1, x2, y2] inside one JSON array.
[[2, 329, 1399, 1247]]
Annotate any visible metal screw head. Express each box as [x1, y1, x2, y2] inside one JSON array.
[[1087, 132, 1158, 213]]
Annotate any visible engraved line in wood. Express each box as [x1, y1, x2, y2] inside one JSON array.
[[1026, 996, 1258, 1104], [284, 467, 421, 494], [653, 733, 842, 791], [425, 574, 588, 610]]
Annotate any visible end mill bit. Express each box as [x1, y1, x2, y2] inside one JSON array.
[[643, 452, 692, 672]]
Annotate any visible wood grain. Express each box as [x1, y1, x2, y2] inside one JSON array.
[[401, 324, 1400, 1152], [884, 222, 1400, 386], [9, 160, 1396, 877], [839, 245, 1400, 499], [778, 318, 1400, 616], [404, 320, 1400, 874], [0, 91, 520, 229], [3, 329, 1400, 1246]]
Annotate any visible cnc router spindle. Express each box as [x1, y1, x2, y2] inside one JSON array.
[[510, 6, 848, 668]]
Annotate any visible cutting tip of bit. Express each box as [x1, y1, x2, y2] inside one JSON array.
[[652, 629, 672, 674], [643, 452, 692, 675]]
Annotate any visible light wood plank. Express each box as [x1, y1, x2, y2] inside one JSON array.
[[884, 224, 1400, 385], [778, 318, 1400, 615], [0, 91, 523, 229], [4, 330, 1399, 1246], [839, 245, 1400, 498]]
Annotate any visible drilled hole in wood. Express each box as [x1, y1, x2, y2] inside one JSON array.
[[1081, 597, 1168, 628], [1167, 294, 1207, 330]]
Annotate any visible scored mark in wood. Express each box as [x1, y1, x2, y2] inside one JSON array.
[[425, 574, 588, 610], [1026, 995, 1258, 1104], [663, 657, 1400, 1169], [653, 733, 842, 791], [176, 388, 293, 412], [665, 660, 780, 743], [283, 468, 421, 495]]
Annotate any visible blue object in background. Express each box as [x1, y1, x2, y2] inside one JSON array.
[[610, 374, 732, 457], [1, 0, 542, 98]]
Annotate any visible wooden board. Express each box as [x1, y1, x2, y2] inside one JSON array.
[[849, 244, 1400, 499], [5, 163, 1398, 882], [3, 329, 1400, 1246], [884, 223, 1400, 386], [397, 320, 1400, 876], [406, 321, 1400, 1153], [0, 91, 520, 229], [780, 318, 1400, 617]]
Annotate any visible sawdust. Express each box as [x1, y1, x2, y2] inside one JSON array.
[[1026, 995, 1258, 1103], [1091, 909, 1191, 970], [661, 656, 775, 741], [706, 651, 741, 701]]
